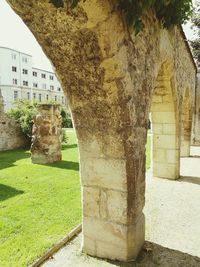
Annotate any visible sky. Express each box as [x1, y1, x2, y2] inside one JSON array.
[[0, 0, 53, 71], [0, 0, 198, 72]]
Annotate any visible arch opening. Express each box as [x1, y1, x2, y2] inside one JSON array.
[[150, 62, 180, 180]]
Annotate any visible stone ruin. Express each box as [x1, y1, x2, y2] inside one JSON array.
[[0, 89, 29, 151], [31, 104, 62, 164]]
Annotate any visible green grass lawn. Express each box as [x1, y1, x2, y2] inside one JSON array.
[[0, 130, 81, 267], [0, 130, 151, 267]]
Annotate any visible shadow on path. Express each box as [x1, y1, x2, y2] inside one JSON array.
[[179, 176, 200, 185], [42, 236, 200, 267], [0, 184, 24, 202], [134, 241, 200, 267]]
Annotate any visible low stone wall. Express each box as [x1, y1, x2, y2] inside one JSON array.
[[0, 114, 29, 151]]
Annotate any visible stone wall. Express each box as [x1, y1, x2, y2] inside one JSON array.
[[0, 114, 29, 151], [6, 0, 197, 262], [0, 89, 29, 151]]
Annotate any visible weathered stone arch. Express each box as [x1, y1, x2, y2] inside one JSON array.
[[150, 61, 180, 179], [5, 0, 197, 262], [180, 88, 193, 157]]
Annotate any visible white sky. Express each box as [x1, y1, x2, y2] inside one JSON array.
[[0, 0, 53, 71], [0, 0, 198, 71]]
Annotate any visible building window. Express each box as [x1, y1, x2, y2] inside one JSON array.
[[55, 96, 57, 102], [50, 75, 54, 80], [57, 87, 61, 92], [22, 56, 28, 63], [50, 85, 54, 90], [41, 73, 46, 79], [33, 71, 37, 77], [33, 93, 36, 100], [14, 91, 18, 101], [46, 94, 49, 101], [33, 83, 38, 88], [23, 81, 28, 86], [39, 94, 42, 102], [42, 83, 46, 89], [12, 66, 17, 72], [13, 79, 17, 85], [23, 69, 28, 75], [27, 92, 30, 100], [12, 53, 16, 60]]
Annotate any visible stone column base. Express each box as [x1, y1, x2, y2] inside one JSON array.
[[82, 214, 145, 261]]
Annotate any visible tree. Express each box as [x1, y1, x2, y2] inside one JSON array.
[[7, 100, 37, 138], [191, 2, 200, 66]]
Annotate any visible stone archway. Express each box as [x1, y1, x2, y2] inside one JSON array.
[[150, 62, 180, 180], [5, 0, 197, 263], [181, 88, 192, 157]]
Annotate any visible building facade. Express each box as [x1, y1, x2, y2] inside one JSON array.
[[0, 47, 66, 110]]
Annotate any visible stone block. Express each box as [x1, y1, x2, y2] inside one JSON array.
[[153, 134, 178, 149], [152, 123, 163, 134], [153, 148, 166, 162], [166, 149, 179, 163], [81, 158, 127, 191], [82, 235, 96, 257], [83, 216, 128, 248], [152, 111, 176, 124], [78, 134, 125, 159], [162, 94, 173, 103], [151, 102, 174, 112], [152, 95, 162, 103], [153, 162, 179, 179], [83, 186, 100, 218], [180, 141, 190, 157], [106, 190, 127, 224], [82, 214, 145, 261], [163, 123, 176, 134]]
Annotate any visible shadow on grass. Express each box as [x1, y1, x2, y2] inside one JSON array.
[[62, 144, 78, 150], [0, 184, 24, 202], [47, 160, 79, 171], [0, 149, 30, 170]]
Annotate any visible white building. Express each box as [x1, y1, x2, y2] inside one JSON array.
[[0, 47, 66, 110]]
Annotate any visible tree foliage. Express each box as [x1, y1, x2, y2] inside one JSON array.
[[50, 0, 193, 33], [61, 107, 73, 128], [191, 3, 200, 66], [7, 100, 37, 138]]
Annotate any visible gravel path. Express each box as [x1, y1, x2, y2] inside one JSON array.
[[43, 152, 200, 267]]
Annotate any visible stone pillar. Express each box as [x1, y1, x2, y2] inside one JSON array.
[[192, 71, 200, 145], [31, 104, 62, 164], [151, 74, 180, 180], [180, 89, 192, 157], [79, 131, 145, 261]]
